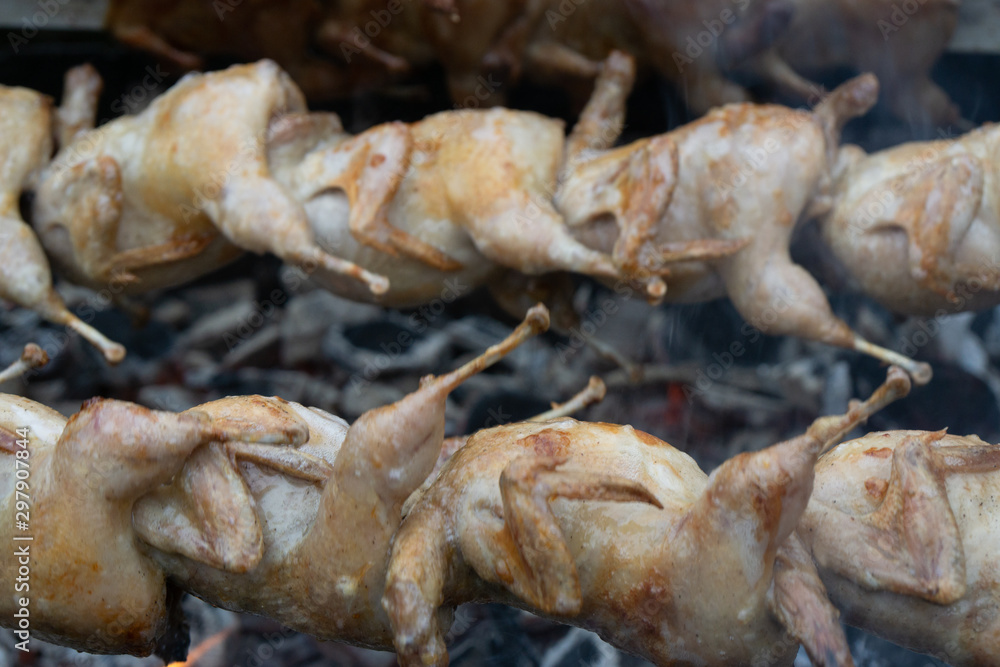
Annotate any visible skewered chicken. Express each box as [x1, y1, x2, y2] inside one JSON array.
[[131, 306, 547, 652], [820, 123, 1000, 317], [557, 52, 932, 383], [32, 58, 673, 305], [32, 60, 393, 298], [800, 429, 1000, 666], [26, 54, 934, 380], [265, 92, 679, 305], [0, 305, 548, 658], [0, 393, 297, 658], [382, 367, 911, 666], [0, 84, 125, 364]]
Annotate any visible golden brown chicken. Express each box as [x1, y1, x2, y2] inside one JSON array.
[[382, 367, 912, 666], [557, 52, 932, 383], [0, 84, 125, 364], [31, 56, 689, 307], [265, 88, 676, 305], [0, 305, 548, 658], [130, 306, 549, 652], [820, 123, 1000, 317], [32, 60, 395, 297], [0, 395, 294, 658], [800, 429, 1000, 666], [28, 55, 935, 380]]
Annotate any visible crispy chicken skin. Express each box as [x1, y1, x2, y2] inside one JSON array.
[[820, 125, 1000, 316], [33, 60, 391, 298], [130, 307, 549, 651], [0, 85, 125, 364], [382, 368, 911, 666], [0, 395, 296, 657], [559, 52, 931, 382], [800, 430, 1000, 666]]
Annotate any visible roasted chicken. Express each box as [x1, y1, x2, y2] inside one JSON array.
[[0, 84, 125, 364], [33, 60, 392, 298], [0, 305, 548, 657], [25, 54, 935, 381], [32, 58, 672, 305], [820, 123, 1000, 317], [557, 52, 932, 383], [382, 367, 911, 666], [0, 394, 294, 658], [266, 95, 675, 305], [130, 307, 549, 652], [801, 429, 1000, 666]]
